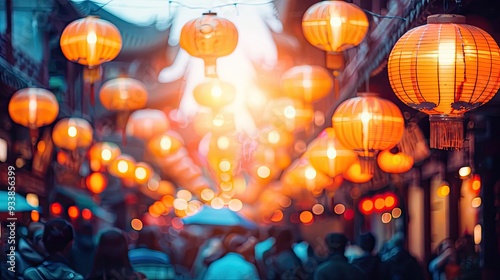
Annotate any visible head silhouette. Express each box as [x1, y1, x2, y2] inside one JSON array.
[[42, 218, 74, 255], [325, 233, 348, 255]]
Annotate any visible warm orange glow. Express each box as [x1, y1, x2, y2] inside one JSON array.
[[180, 13, 238, 77], [388, 14, 500, 149], [300, 211, 314, 224], [385, 195, 396, 208], [471, 197, 482, 208], [99, 77, 148, 111], [60, 16, 122, 67], [108, 154, 136, 179], [131, 218, 143, 231], [82, 209, 92, 220], [228, 199, 243, 211], [392, 208, 402, 218], [381, 212, 392, 224], [332, 93, 404, 174], [9, 88, 59, 129], [377, 149, 414, 174], [270, 210, 284, 222], [374, 197, 385, 210], [126, 109, 170, 140], [51, 203, 62, 216], [89, 142, 121, 166], [281, 65, 333, 103], [282, 158, 334, 196], [31, 210, 39, 222], [134, 162, 153, 185], [472, 174, 481, 192], [86, 172, 108, 194], [459, 166, 472, 178], [193, 78, 236, 109], [68, 206, 79, 219], [343, 158, 374, 183], [302, 1, 369, 53], [211, 197, 224, 209], [438, 184, 450, 197], [201, 189, 215, 201], [360, 199, 373, 215], [52, 118, 93, 150], [148, 131, 184, 157], [307, 128, 357, 177]]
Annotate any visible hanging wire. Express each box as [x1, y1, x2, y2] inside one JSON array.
[[363, 9, 407, 21], [443, 0, 449, 11]]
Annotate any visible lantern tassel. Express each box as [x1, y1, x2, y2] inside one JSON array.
[[29, 128, 39, 158], [429, 115, 464, 150], [358, 156, 375, 175]]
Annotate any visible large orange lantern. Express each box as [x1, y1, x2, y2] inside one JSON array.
[[306, 128, 357, 177], [332, 92, 404, 174], [302, 0, 369, 69], [388, 14, 500, 150], [147, 131, 184, 158], [377, 149, 414, 174], [8, 88, 59, 144], [126, 109, 169, 140], [99, 77, 148, 111], [52, 118, 93, 150], [193, 78, 236, 110], [180, 12, 238, 77], [281, 65, 333, 103], [60, 16, 122, 105], [86, 172, 108, 194]]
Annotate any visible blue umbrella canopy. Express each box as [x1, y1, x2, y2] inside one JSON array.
[[0, 191, 39, 212], [182, 206, 257, 230]]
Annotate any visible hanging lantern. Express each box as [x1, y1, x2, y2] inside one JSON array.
[[126, 109, 170, 140], [377, 149, 414, 174], [332, 92, 404, 174], [99, 77, 148, 111], [193, 109, 236, 136], [282, 158, 334, 196], [180, 12, 238, 77], [60, 16, 122, 105], [148, 131, 184, 158], [343, 158, 373, 183], [108, 154, 136, 179], [306, 128, 357, 177], [254, 145, 292, 170], [52, 118, 93, 150], [281, 65, 333, 103], [86, 172, 108, 194], [258, 126, 293, 148], [193, 78, 236, 110], [388, 14, 500, 149], [302, 0, 369, 70], [9, 88, 59, 147], [89, 142, 121, 170]]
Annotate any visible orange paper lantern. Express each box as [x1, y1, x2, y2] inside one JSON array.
[[282, 158, 334, 196], [89, 142, 121, 167], [8, 88, 59, 129], [52, 118, 93, 150], [377, 149, 414, 174], [180, 12, 238, 77], [193, 78, 236, 110], [388, 14, 500, 149], [99, 77, 148, 111], [332, 92, 404, 174], [281, 65, 333, 103], [306, 128, 357, 177], [60, 16, 122, 105], [302, 0, 369, 68], [134, 162, 153, 185], [126, 109, 170, 140]]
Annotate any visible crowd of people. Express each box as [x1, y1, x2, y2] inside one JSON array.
[[0, 218, 480, 280]]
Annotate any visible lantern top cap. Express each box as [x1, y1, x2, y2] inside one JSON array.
[[357, 92, 379, 97], [427, 14, 466, 24], [202, 12, 217, 16]]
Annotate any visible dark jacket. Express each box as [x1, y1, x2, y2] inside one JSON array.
[[23, 254, 84, 280], [351, 254, 382, 280], [314, 254, 367, 280]]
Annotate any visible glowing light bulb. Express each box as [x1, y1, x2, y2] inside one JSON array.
[[101, 148, 112, 161], [87, 32, 97, 44], [219, 160, 231, 172], [67, 126, 77, 137], [284, 106, 296, 119], [28, 94, 37, 124], [360, 112, 372, 124], [257, 165, 271, 179], [438, 42, 456, 66], [326, 147, 337, 159], [117, 160, 129, 173], [201, 189, 215, 201], [135, 167, 147, 180], [217, 136, 230, 150], [458, 166, 472, 178], [213, 114, 224, 127], [330, 16, 342, 27], [267, 131, 280, 144], [211, 85, 222, 97], [305, 167, 317, 180], [160, 136, 172, 151]]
